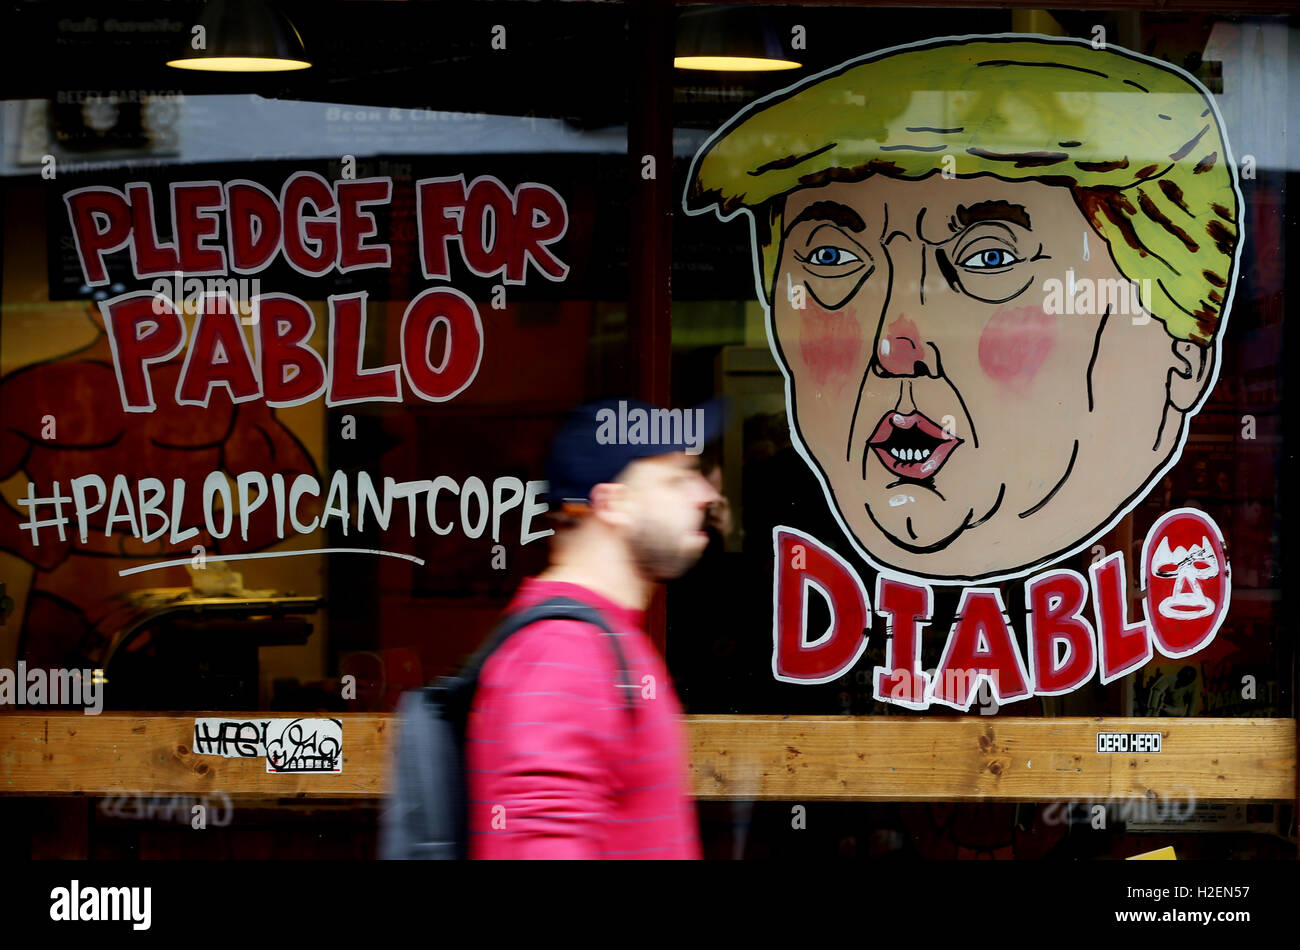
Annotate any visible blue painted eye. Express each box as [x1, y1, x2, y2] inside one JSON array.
[[959, 248, 1018, 269], [806, 245, 861, 266]]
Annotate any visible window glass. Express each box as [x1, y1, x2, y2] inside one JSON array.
[[0, 0, 631, 712], [667, 4, 1295, 858]]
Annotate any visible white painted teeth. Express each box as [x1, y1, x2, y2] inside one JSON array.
[[888, 448, 933, 462]]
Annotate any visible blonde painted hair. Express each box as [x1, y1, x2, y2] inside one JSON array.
[[684, 36, 1241, 345]]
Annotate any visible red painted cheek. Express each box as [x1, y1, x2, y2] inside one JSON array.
[[798, 300, 863, 389], [978, 305, 1056, 388]]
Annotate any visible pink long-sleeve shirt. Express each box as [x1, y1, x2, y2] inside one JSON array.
[[467, 578, 701, 859]]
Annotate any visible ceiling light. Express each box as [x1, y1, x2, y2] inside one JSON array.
[[675, 6, 800, 72], [166, 0, 310, 72]]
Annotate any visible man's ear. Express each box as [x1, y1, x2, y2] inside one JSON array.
[[1167, 339, 1215, 413], [589, 481, 631, 528]]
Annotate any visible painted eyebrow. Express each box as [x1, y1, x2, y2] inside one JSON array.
[[951, 201, 1032, 232], [783, 200, 868, 238]]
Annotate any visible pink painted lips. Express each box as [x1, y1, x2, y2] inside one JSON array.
[[867, 410, 963, 480]]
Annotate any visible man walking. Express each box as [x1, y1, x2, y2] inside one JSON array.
[[467, 399, 722, 859]]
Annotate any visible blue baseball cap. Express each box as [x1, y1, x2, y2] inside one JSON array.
[[545, 397, 728, 506]]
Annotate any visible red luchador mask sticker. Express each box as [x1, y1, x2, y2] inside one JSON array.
[[1142, 508, 1230, 658]]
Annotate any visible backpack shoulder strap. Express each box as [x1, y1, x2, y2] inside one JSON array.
[[460, 595, 636, 719]]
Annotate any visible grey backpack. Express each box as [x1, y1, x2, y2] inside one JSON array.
[[378, 596, 635, 859]]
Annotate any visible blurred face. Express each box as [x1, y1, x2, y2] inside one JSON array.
[[771, 174, 1208, 581], [618, 453, 720, 580]]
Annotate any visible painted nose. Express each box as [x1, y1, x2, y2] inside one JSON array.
[[876, 314, 928, 376]]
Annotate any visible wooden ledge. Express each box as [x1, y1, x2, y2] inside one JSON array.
[[1, 713, 1293, 802], [688, 715, 1295, 802]]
